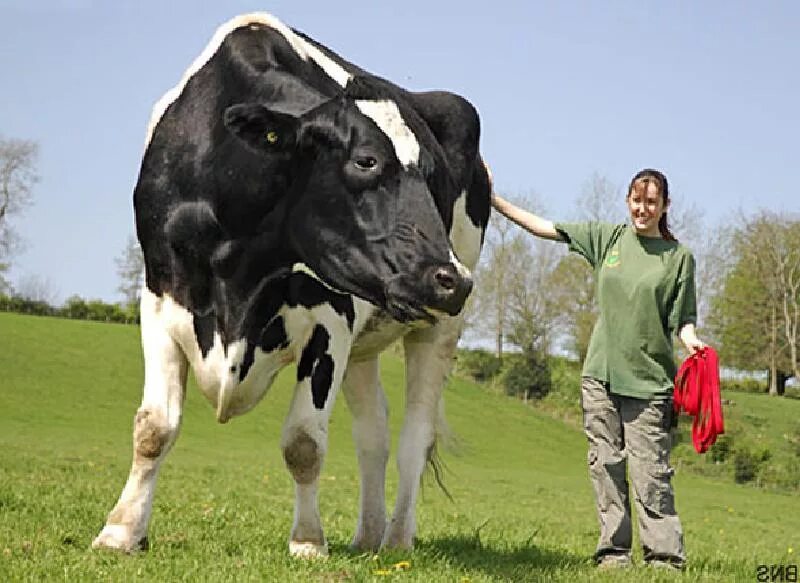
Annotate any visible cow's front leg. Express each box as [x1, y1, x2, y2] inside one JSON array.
[[342, 357, 389, 552], [282, 322, 350, 558], [93, 291, 188, 552], [383, 317, 461, 549]]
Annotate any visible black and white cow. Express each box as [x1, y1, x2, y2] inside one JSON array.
[[93, 12, 490, 557]]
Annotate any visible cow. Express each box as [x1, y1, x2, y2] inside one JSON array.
[[92, 12, 490, 557]]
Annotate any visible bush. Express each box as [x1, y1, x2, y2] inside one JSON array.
[[456, 349, 502, 382], [788, 425, 800, 458], [733, 449, 758, 483], [733, 447, 771, 484], [502, 353, 551, 401], [722, 378, 765, 393], [758, 458, 800, 491], [709, 434, 734, 464]]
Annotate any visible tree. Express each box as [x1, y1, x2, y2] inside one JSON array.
[[15, 274, 59, 305], [466, 191, 564, 402], [115, 235, 144, 309], [708, 212, 800, 395], [547, 173, 620, 359], [0, 137, 39, 292], [466, 193, 551, 361], [547, 253, 596, 361], [63, 294, 89, 320], [504, 235, 563, 357]]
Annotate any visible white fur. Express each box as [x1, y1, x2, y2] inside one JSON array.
[[449, 189, 483, 271], [355, 100, 420, 168], [291, 262, 346, 295], [383, 316, 462, 548], [92, 289, 189, 552], [144, 12, 352, 148], [281, 299, 353, 556], [95, 284, 355, 555], [341, 358, 389, 550]]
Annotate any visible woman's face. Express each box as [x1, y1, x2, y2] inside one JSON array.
[[627, 180, 666, 237]]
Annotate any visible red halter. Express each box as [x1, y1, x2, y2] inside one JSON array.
[[673, 347, 724, 453]]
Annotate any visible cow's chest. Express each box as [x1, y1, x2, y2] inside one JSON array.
[[159, 289, 436, 424], [156, 297, 312, 422]]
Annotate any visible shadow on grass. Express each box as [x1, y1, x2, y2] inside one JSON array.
[[417, 534, 586, 579], [331, 532, 587, 580]]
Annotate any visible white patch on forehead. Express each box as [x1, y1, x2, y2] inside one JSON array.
[[144, 12, 352, 148], [355, 100, 420, 168]]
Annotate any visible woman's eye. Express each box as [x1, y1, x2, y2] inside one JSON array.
[[353, 156, 378, 170]]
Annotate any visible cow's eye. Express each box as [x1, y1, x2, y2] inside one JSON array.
[[353, 156, 378, 171]]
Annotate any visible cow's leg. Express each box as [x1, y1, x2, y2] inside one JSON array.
[[342, 357, 389, 551], [282, 322, 351, 558], [93, 292, 188, 552], [383, 317, 461, 549]]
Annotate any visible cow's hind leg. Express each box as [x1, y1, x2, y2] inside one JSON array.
[[93, 292, 188, 552], [342, 357, 389, 551], [383, 317, 461, 549], [282, 322, 350, 558]]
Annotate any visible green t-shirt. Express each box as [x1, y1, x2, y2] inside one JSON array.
[[554, 222, 697, 399]]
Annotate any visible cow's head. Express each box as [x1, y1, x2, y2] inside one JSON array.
[[222, 87, 472, 322]]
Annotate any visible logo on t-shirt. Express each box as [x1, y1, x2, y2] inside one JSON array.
[[605, 247, 621, 268]]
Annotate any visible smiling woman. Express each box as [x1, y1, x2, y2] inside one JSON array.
[[491, 166, 706, 570]]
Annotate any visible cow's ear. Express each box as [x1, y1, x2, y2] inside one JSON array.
[[224, 103, 298, 152]]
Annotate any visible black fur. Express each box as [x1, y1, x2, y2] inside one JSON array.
[[136, 18, 490, 370], [297, 325, 333, 409]]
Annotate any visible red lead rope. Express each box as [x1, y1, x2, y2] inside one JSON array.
[[673, 346, 724, 453]]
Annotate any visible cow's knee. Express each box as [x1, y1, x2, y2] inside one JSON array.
[[134, 408, 171, 460], [283, 431, 322, 484]]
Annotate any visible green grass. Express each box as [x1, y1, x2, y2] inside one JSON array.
[[1, 312, 798, 581]]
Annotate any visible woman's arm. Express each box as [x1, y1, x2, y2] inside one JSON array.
[[678, 322, 706, 353], [492, 194, 563, 241]]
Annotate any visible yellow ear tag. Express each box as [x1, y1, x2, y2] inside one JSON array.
[[265, 131, 279, 144]]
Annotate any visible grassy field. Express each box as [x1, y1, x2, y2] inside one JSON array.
[[1, 312, 797, 581]]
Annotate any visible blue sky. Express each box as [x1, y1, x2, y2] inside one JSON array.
[[1, 0, 798, 304]]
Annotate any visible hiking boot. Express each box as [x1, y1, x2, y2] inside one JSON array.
[[596, 554, 632, 569], [647, 558, 685, 571]]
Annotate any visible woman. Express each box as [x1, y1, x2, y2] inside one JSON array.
[[492, 169, 705, 570]]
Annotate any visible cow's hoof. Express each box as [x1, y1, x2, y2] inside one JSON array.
[[381, 531, 414, 551], [92, 525, 148, 553], [350, 533, 382, 553], [289, 540, 328, 558]]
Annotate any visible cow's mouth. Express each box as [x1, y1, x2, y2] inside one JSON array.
[[385, 296, 437, 324]]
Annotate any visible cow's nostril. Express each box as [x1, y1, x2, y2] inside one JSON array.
[[434, 267, 457, 291]]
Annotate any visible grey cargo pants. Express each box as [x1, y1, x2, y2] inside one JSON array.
[[581, 376, 685, 565]]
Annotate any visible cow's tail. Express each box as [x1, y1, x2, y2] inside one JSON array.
[[424, 393, 459, 501]]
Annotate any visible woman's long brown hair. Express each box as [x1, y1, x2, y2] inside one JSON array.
[[627, 168, 676, 241]]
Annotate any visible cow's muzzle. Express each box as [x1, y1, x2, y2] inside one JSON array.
[[383, 261, 473, 323], [427, 263, 473, 316]]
